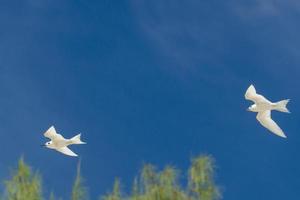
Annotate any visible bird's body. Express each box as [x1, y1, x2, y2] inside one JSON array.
[[249, 101, 282, 112], [43, 126, 86, 156], [245, 85, 290, 138]]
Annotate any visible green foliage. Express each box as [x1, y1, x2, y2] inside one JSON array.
[[49, 192, 59, 200], [49, 193, 55, 200], [3, 158, 42, 200], [1, 155, 220, 200], [136, 165, 187, 200], [188, 156, 221, 200], [49, 192, 63, 200], [71, 161, 89, 200], [101, 155, 221, 200], [101, 179, 121, 200]]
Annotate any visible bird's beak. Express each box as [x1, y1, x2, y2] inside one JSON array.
[[40, 144, 46, 147], [246, 108, 250, 111]]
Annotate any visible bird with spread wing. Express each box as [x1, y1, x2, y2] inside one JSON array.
[[245, 84, 290, 138], [42, 126, 86, 156]]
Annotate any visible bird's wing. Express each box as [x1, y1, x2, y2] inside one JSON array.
[[245, 85, 270, 104], [56, 147, 78, 157], [256, 110, 287, 138], [44, 126, 58, 140], [44, 126, 65, 141]]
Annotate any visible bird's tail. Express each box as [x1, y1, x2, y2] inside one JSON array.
[[70, 134, 86, 144], [275, 99, 290, 113]]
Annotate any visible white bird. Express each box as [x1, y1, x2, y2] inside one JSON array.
[[43, 126, 86, 156], [245, 84, 290, 138]]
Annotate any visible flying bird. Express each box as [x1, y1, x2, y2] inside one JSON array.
[[42, 126, 86, 156], [245, 84, 290, 138]]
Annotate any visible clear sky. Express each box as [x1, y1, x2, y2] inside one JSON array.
[[0, 0, 300, 199]]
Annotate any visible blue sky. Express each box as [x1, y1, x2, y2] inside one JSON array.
[[0, 0, 300, 199]]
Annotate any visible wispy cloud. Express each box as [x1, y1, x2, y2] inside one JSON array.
[[130, 0, 300, 82], [232, 0, 300, 70], [232, 0, 280, 18], [130, 1, 232, 79], [231, 0, 300, 19]]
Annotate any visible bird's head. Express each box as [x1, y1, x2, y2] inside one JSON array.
[[247, 104, 256, 112], [42, 141, 54, 149]]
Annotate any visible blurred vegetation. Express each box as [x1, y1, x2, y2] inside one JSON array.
[[71, 160, 89, 200], [2, 158, 42, 200], [102, 155, 220, 200], [1, 155, 220, 200]]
